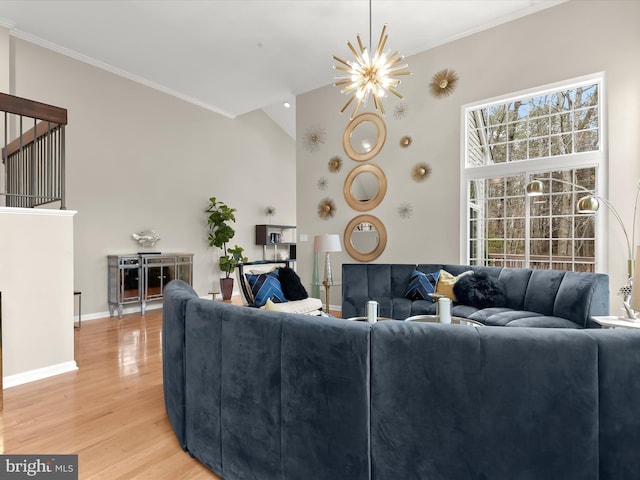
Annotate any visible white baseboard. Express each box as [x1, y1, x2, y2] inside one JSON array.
[[4, 361, 79, 388], [79, 302, 164, 323]]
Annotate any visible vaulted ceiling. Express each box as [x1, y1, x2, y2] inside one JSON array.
[[0, 1, 566, 137]]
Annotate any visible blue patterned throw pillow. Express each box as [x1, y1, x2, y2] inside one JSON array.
[[245, 270, 287, 307], [405, 270, 440, 301]]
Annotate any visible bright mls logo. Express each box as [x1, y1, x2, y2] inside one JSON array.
[[0, 455, 77, 479]]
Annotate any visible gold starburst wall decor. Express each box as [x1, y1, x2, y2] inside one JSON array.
[[429, 69, 459, 98], [412, 162, 432, 182], [333, 2, 411, 118], [318, 198, 337, 219], [400, 136, 412, 148], [328, 156, 343, 173]]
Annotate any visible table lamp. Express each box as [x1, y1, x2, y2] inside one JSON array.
[[314, 233, 342, 284], [314, 234, 342, 313]]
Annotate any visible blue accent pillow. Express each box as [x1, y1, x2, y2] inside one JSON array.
[[405, 270, 440, 301], [245, 271, 287, 307]]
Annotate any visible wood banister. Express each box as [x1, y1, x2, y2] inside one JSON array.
[[0, 92, 67, 125]]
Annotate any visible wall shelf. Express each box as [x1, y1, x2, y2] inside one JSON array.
[[255, 224, 296, 262]]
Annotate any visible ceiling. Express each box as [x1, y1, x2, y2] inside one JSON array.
[[0, 0, 566, 138]]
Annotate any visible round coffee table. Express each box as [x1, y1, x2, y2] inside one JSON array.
[[404, 314, 484, 327]]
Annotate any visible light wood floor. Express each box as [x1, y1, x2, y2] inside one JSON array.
[[0, 310, 221, 479]]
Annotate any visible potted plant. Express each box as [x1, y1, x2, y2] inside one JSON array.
[[206, 197, 248, 300]]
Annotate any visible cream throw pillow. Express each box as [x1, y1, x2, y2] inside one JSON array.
[[435, 270, 474, 301], [261, 297, 323, 315]]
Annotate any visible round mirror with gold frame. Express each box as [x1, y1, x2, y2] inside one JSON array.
[[344, 214, 387, 262], [344, 164, 387, 212], [343, 112, 387, 162]]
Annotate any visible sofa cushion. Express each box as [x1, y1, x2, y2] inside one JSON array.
[[409, 299, 438, 317], [369, 322, 600, 479], [505, 316, 582, 328], [405, 270, 439, 301], [467, 307, 512, 324], [453, 270, 506, 308], [162, 279, 198, 450], [523, 268, 566, 317], [470, 309, 561, 327], [474, 327, 599, 478], [497, 267, 532, 310], [584, 329, 640, 478], [184, 298, 225, 472], [451, 303, 479, 319], [554, 271, 610, 328], [468, 308, 582, 328], [370, 321, 483, 480], [245, 271, 286, 306], [435, 269, 473, 301]]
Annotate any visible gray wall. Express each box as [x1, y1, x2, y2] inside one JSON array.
[[296, 0, 640, 312], [5, 35, 296, 318]]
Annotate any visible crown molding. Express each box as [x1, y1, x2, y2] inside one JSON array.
[[9, 28, 236, 119], [0, 17, 16, 29]]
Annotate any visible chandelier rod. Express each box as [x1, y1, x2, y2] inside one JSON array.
[[368, 0, 373, 51]]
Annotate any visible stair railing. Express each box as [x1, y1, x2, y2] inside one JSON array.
[[1, 92, 68, 209]]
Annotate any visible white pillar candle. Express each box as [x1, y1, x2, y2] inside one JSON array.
[[438, 297, 451, 324], [366, 300, 379, 323]]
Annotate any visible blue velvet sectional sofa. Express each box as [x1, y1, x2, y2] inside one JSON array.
[[163, 279, 640, 480], [342, 263, 610, 328]]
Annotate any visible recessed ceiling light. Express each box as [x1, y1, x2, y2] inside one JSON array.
[[283, 102, 291, 108]]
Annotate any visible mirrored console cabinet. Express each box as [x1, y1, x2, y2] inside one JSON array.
[[108, 253, 193, 318]]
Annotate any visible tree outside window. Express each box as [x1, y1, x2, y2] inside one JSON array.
[[464, 76, 602, 271]]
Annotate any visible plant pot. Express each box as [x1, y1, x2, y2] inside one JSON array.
[[220, 277, 234, 300]]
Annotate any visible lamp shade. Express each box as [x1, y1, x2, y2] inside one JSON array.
[[576, 195, 600, 214], [314, 233, 342, 253], [525, 180, 545, 196], [631, 245, 640, 312]]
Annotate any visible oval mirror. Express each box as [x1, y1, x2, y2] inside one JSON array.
[[344, 215, 388, 262], [343, 112, 387, 162], [344, 164, 387, 211]]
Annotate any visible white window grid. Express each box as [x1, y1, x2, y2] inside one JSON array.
[[461, 73, 605, 272]]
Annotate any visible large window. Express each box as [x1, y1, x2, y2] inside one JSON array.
[[463, 74, 604, 272]]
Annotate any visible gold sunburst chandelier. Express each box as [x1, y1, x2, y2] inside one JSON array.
[[333, 1, 411, 118]]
